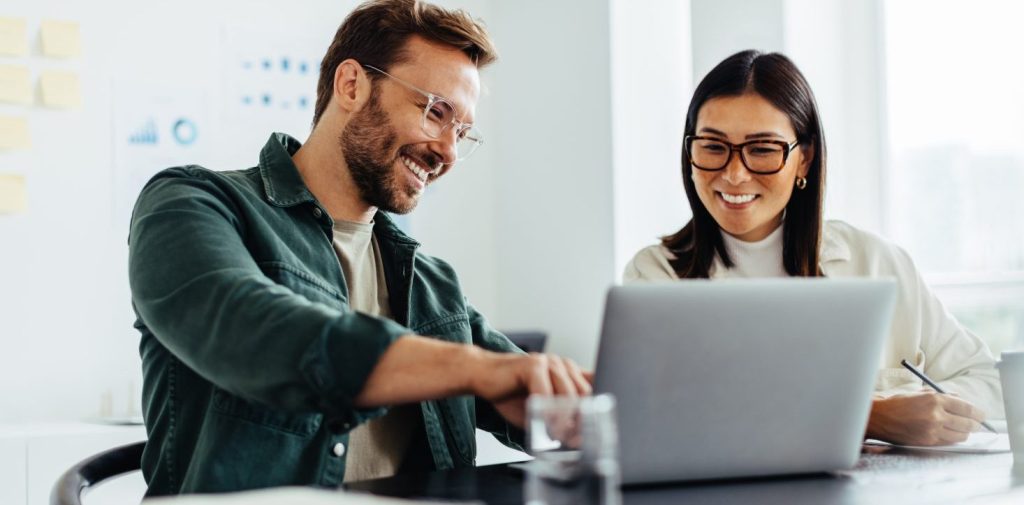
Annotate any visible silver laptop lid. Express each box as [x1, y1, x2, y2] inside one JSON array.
[[594, 279, 897, 484]]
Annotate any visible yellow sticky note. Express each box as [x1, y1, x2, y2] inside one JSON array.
[[39, 70, 81, 108], [0, 116, 30, 150], [0, 17, 29, 56], [40, 20, 81, 58], [0, 64, 32, 105], [0, 174, 27, 213]]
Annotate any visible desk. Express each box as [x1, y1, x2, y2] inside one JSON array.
[[346, 447, 1024, 504]]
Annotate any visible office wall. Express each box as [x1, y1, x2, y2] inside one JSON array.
[[0, 0, 638, 422], [0, 0, 449, 423], [688, 0, 888, 234], [1, 0, 713, 422], [486, 0, 616, 366], [610, 0, 693, 279]]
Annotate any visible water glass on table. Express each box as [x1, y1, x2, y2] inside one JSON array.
[[524, 394, 621, 505]]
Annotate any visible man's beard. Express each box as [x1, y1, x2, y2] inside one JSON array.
[[339, 92, 419, 214]]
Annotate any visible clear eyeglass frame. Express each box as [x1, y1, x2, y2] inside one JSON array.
[[362, 64, 483, 161], [684, 135, 800, 175]]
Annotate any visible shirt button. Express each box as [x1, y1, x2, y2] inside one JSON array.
[[312, 207, 323, 219], [332, 442, 345, 457]]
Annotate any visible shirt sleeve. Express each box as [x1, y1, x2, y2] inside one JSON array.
[[466, 302, 526, 451], [128, 169, 413, 429], [623, 245, 678, 283], [883, 244, 1004, 418]]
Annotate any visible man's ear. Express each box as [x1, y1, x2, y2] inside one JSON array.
[[332, 59, 373, 114]]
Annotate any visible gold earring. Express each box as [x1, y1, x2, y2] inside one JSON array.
[[795, 176, 807, 190]]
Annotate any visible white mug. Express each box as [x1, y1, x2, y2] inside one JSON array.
[[997, 350, 1024, 472]]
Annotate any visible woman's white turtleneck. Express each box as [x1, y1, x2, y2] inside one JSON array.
[[719, 224, 788, 278]]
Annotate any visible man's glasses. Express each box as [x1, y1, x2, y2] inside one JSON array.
[[363, 64, 482, 161], [684, 135, 800, 174]]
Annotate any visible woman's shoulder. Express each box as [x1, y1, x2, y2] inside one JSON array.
[[822, 220, 915, 274], [623, 244, 679, 283]]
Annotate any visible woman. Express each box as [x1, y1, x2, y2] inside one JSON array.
[[623, 50, 1002, 446]]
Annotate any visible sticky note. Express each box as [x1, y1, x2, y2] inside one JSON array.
[[0, 116, 30, 150], [0, 17, 29, 56], [40, 20, 81, 58], [39, 70, 81, 108], [0, 64, 32, 105], [0, 174, 27, 213]]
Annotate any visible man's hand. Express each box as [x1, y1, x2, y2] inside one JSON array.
[[866, 391, 987, 446], [353, 337, 592, 428], [469, 350, 593, 427]]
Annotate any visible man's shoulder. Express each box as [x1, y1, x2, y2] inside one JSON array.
[[146, 165, 261, 193], [135, 165, 263, 210], [411, 249, 459, 279]]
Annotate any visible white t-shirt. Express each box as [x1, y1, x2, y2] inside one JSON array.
[[331, 219, 416, 483]]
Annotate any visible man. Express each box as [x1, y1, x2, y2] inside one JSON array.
[[128, 0, 589, 495]]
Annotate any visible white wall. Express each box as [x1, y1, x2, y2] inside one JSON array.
[[0, 0, 359, 423], [610, 0, 693, 279], [0, 0, 626, 422], [486, 0, 616, 366], [690, 0, 785, 83], [784, 0, 888, 234], [1, 0, 716, 423], [688, 0, 888, 234]]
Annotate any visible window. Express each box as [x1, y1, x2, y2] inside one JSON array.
[[884, 0, 1024, 353]]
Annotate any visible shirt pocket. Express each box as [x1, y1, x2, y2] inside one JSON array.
[[413, 314, 472, 344], [210, 387, 322, 437], [259, 261, 345, 308]]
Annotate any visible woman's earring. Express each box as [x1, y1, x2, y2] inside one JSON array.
[[795, 176, 807, 190]]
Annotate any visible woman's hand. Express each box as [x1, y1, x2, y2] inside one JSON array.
[[865, 391, 987, 446]]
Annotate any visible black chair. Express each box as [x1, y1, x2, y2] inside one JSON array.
[[50, 441, 146, 505], [501, 330, 548, 354]]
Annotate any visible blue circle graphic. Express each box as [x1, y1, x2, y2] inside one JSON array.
[[173, 118, 198, 146]]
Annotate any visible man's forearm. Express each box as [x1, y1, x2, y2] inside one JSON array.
[[353, 335, 488, 407]]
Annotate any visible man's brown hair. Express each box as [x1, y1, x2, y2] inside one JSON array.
[[313, 0, 497, 126]]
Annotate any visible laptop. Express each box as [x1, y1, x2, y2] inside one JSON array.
[[593, 278, 897, 484]]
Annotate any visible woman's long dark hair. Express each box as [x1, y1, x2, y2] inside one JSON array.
[[662, 50, 827, 278]]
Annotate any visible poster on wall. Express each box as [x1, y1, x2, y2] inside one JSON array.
[[111, 81, 212, 228], [220, 24, 325, 157]]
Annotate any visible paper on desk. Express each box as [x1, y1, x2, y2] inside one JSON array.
[[145, 486, 481, 505], [0, 17, 29, 56], [864, 432, 1010, 454]]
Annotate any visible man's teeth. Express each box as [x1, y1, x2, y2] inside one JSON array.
[[401, 156, 432, 182], [720, 192, 757, 204]]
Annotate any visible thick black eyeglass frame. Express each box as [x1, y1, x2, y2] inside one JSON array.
[[684, 135, 800, 175]]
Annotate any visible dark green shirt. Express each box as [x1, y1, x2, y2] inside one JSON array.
[[128, 133, 523, 496]]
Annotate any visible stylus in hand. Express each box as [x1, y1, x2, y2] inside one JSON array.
[[899, 359, 998, 434]]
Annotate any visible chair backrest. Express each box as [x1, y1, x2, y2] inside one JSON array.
[[50, 441, 146, 505], [501, 330, 547, 354]]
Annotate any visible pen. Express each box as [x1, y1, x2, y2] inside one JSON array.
[[899, 359, 998, 434]]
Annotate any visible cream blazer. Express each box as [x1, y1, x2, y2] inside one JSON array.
[[623, 220, 1004, 418]]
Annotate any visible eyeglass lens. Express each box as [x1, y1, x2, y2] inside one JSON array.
[[690, 139, 786, 173]]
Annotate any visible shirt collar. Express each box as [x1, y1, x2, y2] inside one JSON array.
[[258, 132, 317, 207], [257, 132, 419, 246], [709, 222, 850, 278]]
